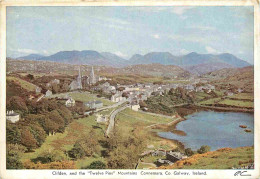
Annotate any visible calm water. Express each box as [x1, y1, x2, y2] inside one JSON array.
[[158, 111, 254, 151]]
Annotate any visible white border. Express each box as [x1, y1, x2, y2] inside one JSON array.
[[0, 1, 259, 179]]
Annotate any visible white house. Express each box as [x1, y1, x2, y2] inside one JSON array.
[[35, 87, 42, 94], [130, 102, 140, 111], [96, 114, 108, 123], [84, 100, 103, 109], [238, 88, 243, 93], [6, 111, 19, 123], [45, 90, 52, 97], [65, 98, 75, 107], [111, 94, 126, 102]]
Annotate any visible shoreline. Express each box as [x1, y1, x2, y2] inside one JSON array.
[[153, 105, 254, 151], [151, 116, 187, 151], [194, 104, 254, 113]]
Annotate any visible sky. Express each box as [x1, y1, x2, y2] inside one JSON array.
[[7, 6, 254, 64]]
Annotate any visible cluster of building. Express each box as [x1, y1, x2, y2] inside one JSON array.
[[6, 110, 19, 123], [69, 66, 110, 91], [141, 149, 188, 167]]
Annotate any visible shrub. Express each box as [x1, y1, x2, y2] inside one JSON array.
[[185, 148, 194, 156], [68, 142, 86, 159], [83, 161, 106, 169], [197, 145, 211, 154]]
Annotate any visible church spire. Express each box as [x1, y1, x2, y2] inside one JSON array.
[[77, 66, 82, 89], [90, 66, 96, 84]]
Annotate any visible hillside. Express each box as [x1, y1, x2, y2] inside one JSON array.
[[122, 64, 190, 78], [159, 146, 254, 169], [211, 66, 254, 93], [15, 51, 251, 74], [100, 63, 190, 78], [128, 52, 179, 65], [183, 62, 234, 75], [17, 50, 126, 67]]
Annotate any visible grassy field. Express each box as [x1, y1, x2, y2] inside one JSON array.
[[197, 92, 254, 108], [21, 115, 107, 169], [219, 99, 254, 108], [49, 91, 114, 106], [228, 93, 254, 101], [116, 108, 177, 150], [161, 146, 254, 169], [198, 98, 222, 105], [6, 76, 37, 92]]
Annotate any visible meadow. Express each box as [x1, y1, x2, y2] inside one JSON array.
[[49, 91, 114, 106]]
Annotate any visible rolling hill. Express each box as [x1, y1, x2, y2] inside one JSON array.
[[16, 50, 251, 75], [208, 66, 254, 93]]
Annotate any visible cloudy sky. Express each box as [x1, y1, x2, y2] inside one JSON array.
[[7, 6, 254, 64]]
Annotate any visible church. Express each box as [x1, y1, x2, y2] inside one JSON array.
[[69, 66, 99, 91]]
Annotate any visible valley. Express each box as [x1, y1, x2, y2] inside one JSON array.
[[6, 55, 254, 170]]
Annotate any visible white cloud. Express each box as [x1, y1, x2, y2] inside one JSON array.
[[114, 51, 128, 58], [171, 7, 194, 15], [152, 34, 160, 39], [127, 7, 169, 13], [92, 16, 130, 25], [15, 48, 38, 54], [188, 25, 216, 31], [180, 49, 189, 55], [169, 34, 206, 43], [42, 50, 49, 55], [205, 46, 218, 54]]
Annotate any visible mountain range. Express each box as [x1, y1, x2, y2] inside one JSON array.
[[16, 50, 252, 75]]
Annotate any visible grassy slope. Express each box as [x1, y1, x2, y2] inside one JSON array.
[[198, 93, 253, 108], [6, 76, 37, 92], [21, 115, 107, 168], [21, 107, 175, 169], [219, 99, 254, 108], [116, 108, 177, 150], [160, 146, 254, 169], [49, 91, 114, 106]]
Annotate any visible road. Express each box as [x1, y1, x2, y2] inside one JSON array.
[[95, 100, 126, 112], [105, 104, 128, 138]]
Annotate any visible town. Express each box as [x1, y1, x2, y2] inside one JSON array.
[[6, 59, 254, 170]]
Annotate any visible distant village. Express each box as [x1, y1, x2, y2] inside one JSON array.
[[6, 65, 244, 124]]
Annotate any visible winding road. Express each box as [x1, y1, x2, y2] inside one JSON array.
[[105, 104, 129, 137]]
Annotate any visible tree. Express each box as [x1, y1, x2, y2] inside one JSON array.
[[7, 96, 28, 112], [68, 142, 86, 159], [47, 110, 65, 133], [52, 83, 60, 94], [84, 161, 106, 169], [168, 88, 176, 95], [20, 128, 37, 151], [26, 74, 34, 80], [6, 144, 26, 169], [44, 118, 59, 136], [139, 101, 147, 108], [197, 145, 211, 154], [29, 123, 46, 147], [57, 106, 73, 125], [6, 122, 21, 144], [122, 92, 128, 98], [35, 150, 67, 164], [117, 87, 125, 92], [185, 148, 194, 156]]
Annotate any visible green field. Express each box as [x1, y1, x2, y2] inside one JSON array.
[[7, 76, 37, 92], [219, 99, 254, 108], [21, 115, 107, 169], [116, 108, 177, 150], [228, 93, 254, 101], [165, 147, 254, 169], [49, 91, 114, 106], [116, 108, 173, 128], [198, 98, 222, 105]]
